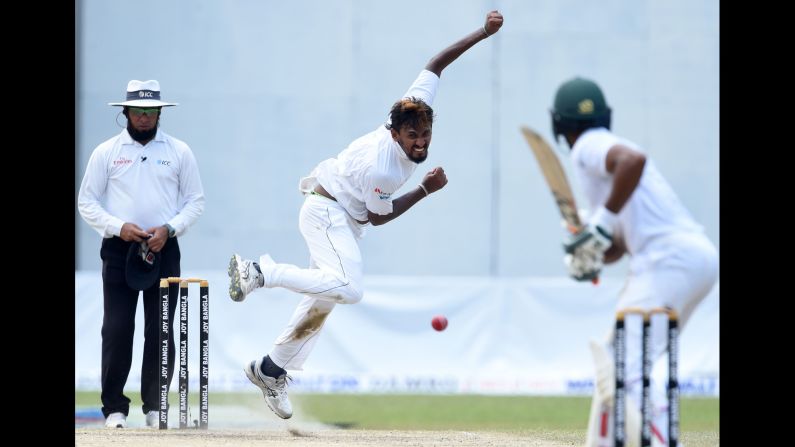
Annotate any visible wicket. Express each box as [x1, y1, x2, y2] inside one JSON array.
[[158, 277, 210, 430], [614, 307, 678, 447]]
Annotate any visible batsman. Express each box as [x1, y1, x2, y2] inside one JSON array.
[[547, 77, 718, 446]]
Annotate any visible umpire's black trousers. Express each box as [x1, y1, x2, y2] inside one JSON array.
[[99, 236, 180, 418]]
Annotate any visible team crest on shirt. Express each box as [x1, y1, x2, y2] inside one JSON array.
[[374, 187, 391, 200]]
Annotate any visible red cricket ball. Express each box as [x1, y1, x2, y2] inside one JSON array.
[[431, 315, 448, 331]]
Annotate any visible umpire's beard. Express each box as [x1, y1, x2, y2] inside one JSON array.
[[127, 121, 158, 144]]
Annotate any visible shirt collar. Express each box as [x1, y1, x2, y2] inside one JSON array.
[[572, 127, 609, 152]]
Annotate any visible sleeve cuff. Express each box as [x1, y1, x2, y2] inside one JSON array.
[[591, 206, 618, 234], [107, 218, 125, 238], [166, 220, 182, 237]]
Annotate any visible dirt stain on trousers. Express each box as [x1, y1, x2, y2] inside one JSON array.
[[290, 308, 331, 341]]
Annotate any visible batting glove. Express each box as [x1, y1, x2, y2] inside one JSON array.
[[564, 251, 602, 282], [564, 206, 617, 253], [562, 206, 618, 281]]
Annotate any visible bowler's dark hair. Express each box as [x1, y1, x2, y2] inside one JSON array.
[[385, 97, 435, 133]]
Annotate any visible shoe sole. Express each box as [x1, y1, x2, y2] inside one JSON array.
[[228, 255, 245, 302], [244, 361, 292, 419]]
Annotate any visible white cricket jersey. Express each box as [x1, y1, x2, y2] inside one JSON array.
[[570, 128, 703, 257], [78, 129, 205, 238], [298, 69, 440, 222]]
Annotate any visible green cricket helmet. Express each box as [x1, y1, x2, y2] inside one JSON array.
[[550, 77, 611, 144]]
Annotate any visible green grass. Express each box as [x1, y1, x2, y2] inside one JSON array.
[[292, 394, 718, 432], [297, 394, 586, 430], [75, 391, 717, 433]]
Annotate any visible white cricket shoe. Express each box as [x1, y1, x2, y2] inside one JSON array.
[[104, 412, 127, 428], [228, 254, 265, 302], [244, 359, 293, 419], [145, 410, 159, 428]]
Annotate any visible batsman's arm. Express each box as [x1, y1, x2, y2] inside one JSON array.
[[425, 10, 503, 77], [603, 145, 646, 213], [603, 236, 627, 264]]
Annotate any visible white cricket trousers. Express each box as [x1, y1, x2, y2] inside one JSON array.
[[264, 194, 366, 370], [589, 231, 718, 446]]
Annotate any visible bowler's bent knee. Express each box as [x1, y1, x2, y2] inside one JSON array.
[[337, 283, 363, 304]]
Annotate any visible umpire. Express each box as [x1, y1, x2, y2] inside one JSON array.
[[78, 80, 205, 429]]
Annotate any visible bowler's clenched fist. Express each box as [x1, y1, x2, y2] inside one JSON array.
[[422, 166, 448, 195]]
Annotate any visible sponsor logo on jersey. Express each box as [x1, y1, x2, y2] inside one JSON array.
[[374, 187, 391, 200]]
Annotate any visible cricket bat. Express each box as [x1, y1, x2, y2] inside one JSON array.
[[520, 125, 599, 284], [519, 125, 583, 233]]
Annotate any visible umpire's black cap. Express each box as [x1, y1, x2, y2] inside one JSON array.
[[125, 240, 161, 291]]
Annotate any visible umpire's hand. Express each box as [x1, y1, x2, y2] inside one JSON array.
[[120, 222, 152, 243], [145, 225, 169, 253]]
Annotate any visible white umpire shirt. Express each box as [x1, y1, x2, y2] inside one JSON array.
[[299, 69, 440, 222], [78, 128, 205, 238], [570, 127, 703, 259]]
